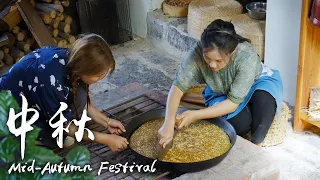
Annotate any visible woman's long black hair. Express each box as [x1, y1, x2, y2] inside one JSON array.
[[201, 19, 250, 55]]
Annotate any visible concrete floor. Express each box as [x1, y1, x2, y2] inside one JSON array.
[[91, 38, 320, 180]]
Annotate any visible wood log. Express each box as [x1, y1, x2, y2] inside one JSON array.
[[64, 15, 72, 25], [3, 53, 13, 65], [12, 26, 20, 34], [35, 3, 56, 18], [37, 3, 63, 13], [58, 32, 75, 43], [50, 18, 60, 29], [61, 0, 70, 7], [17, 41, 30, 52], [11, 47, 25, 61], [53, 37, 65, 47], [47, 26, 59, 37], [0, 60, 4, 68], [58, 22, 70, 33], [2, 47, 9, 54], [0, 50, 4, 60], [52, 0, 62, 5], [0, 33, 15, 47], [67, 43, 72, 48], [37, 11, 52, 25], [26, 38, 35, 47], [16, 30, 28, 41], [17, 0, 56, 47], [38, 0, 52, 3], [58, 13, 64, 21]]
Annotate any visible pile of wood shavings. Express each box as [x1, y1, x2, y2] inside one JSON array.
[[130, 118, 230, 163], [165, 0, 193, 7]]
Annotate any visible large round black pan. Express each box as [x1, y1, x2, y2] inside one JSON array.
[[122, 107, 237, 173]]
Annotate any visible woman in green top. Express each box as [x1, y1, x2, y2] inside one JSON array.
[[158, 19, 283, 146]]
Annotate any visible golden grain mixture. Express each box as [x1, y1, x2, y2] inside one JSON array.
[[130, 118, 230, 163]]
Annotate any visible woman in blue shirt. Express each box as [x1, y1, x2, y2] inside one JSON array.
[[0, 34, 128, 152]]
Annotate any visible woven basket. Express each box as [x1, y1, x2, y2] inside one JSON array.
[[260, 102, 291, 147], [231, 14, 266, 60], [187, 0, 243, 39]]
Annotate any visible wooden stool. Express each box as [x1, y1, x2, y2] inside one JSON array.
[[181, 85, 291, 147], [187, 0, 243, 39]]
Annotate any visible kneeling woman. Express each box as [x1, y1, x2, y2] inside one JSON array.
[[158, 19, 283, 147], [0, 34, 128, 151]]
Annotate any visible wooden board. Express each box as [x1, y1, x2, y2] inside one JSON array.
[[294, 0, 320, 132], [2, 5, 22, 30], [16, 0, 55, 47]]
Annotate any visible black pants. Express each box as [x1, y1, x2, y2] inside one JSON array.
[[227, 90, 276, 144]]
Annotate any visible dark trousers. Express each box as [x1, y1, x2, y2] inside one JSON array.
[[227, 90, 276, 144]]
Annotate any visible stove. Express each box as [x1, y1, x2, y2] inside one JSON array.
[[55, 95, 184, 180]]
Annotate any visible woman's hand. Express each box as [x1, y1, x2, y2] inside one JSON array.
[[106, 118, 126, 135], [106, 134, 129, 152], [158, 121, 175, 148], [175, 110, 199, 129]]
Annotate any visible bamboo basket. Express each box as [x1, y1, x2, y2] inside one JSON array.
[[187, 0, 243, 39], [162, 0, 192, 17], [231, 14, 266, 60]]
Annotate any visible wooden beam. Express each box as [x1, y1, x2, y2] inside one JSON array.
[[16, 0, 55, 47]]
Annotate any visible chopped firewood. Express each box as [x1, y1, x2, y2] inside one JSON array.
[[16, 30, 28, 41], [37, 3, 63, 13], [2, 47, 9, 54], [11, 47, 25, 61], [58, 22, 70, 33], [12, 26, 20, 34], [58, 32, 75, 43], [35, 3, 57, 18], [0, 33, 16, 47], [53, 37, 65, 47], [0, 60, 4, 68], [58, 13, 64, 21], [3, 54, 14, 65], [47, 26, 59, 37], [26, 38, 35, 47], [50, 18, 60, 29], [52, 0, 61, 5], [61, 0, 70, 7], [17, 41, 30, 52], [64, 15, 72, 25], [39, 0, 52, 3], [37, 11, 52, 25], [0, 50, 4, 60], [67, 43, 72, 48]]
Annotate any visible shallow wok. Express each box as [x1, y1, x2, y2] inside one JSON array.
[[122, 107, 237, 173]]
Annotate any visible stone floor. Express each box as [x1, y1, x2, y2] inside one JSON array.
[[89, 37, 320, 180]]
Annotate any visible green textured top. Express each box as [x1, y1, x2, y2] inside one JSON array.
[[173, 41, 262, 104]]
